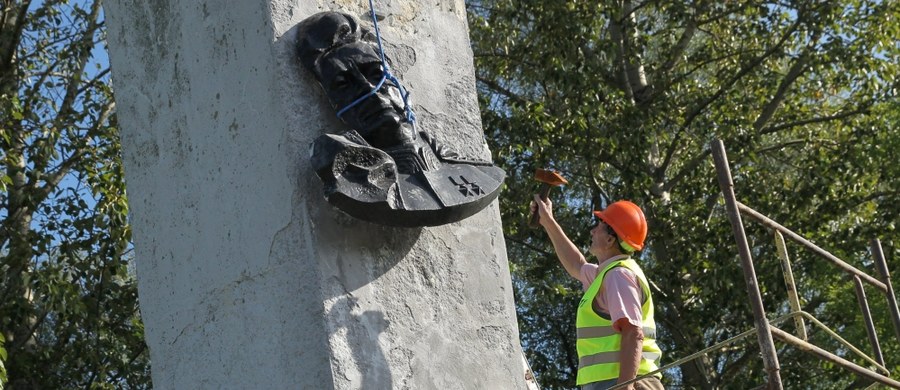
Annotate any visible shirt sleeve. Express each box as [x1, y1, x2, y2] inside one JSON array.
[[579, 263, 600, 291], [602, 267, 644, 331]]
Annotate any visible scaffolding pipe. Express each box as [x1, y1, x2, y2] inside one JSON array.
[[852, 275, 885, 367], [735, 202, 886, 292], [770, 327, 900, 389], [711, 139, 783, 389], [870, 239, 900, 343], [792, 311, 889, 374], [774, 231, 807, 340]]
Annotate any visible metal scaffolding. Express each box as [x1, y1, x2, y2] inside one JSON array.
[[711, 139, 900, 389]]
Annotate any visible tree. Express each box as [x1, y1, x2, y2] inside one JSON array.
[[467, 0, 898, 388], [1, 0, 149, 388]]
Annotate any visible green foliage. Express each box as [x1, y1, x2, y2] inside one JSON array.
[[468, 0, 899, 388], [0, 333, 6, 389], [1, 0, 149, 388]]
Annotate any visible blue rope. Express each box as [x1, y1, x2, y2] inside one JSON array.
[[335, 0, 417, 126]]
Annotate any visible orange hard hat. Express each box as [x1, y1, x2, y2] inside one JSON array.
[[593, 200, 647, 251]]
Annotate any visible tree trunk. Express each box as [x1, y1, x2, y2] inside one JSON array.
[[609, 0, 650, 104]]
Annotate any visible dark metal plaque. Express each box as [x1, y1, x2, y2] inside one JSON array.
[[296, 11, 505, 227]]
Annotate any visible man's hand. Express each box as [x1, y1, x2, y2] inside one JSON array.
[[531, 194, 554, 227], [529, 194, 587, 279]]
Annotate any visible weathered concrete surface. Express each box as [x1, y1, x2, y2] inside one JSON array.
[[104, 0, 525, 388]]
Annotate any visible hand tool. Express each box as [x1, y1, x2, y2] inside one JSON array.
[[529, 169, 568, 228]]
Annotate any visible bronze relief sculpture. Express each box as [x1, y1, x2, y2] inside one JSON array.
[[296, 12, 505, 227]]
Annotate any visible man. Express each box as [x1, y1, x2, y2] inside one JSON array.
[[531, 195, 664, 390]]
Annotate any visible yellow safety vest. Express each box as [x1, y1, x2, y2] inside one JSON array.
[[575, 258, 662, 385]]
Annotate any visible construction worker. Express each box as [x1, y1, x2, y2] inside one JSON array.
[[531, 196, 664, 390]]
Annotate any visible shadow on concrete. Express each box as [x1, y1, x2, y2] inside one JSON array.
[[313, 206, 421, 296]]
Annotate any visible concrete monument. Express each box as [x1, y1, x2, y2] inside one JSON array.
[[104, 1, 526, 388]]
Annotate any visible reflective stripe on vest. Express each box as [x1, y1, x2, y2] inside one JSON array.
[[580, 349, 664, 367], [577, 326, 657, 340], [575, 258, 662, 385]]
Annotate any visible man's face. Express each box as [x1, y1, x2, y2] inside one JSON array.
[[589, 220, 616, 256], [315, 42, 410, 148]]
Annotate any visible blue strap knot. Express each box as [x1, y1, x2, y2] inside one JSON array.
[[335, 0, 417, 126]]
